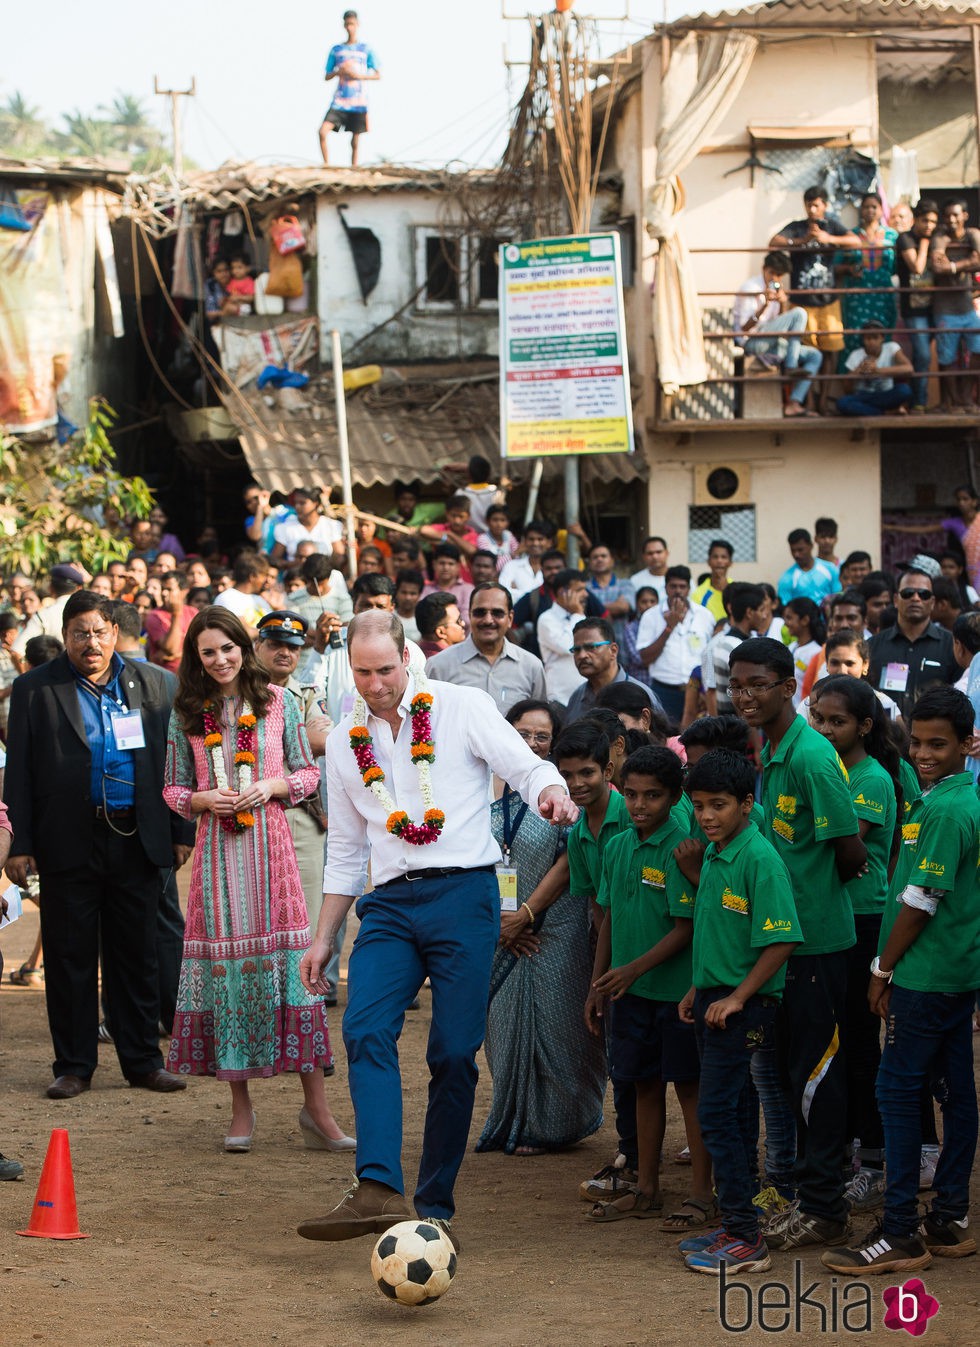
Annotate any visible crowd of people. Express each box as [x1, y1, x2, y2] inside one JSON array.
[[734, 187, 980, 417], [0, 464, 978, 1286]]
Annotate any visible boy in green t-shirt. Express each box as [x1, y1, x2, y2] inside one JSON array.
[[557, 722, 634, 1203], [728, 638, 865, 1253], [677, 749, 803, 1275], [824, 687, 980, 1275], [585, 747, 708, 1227]]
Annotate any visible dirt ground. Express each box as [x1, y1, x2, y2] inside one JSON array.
[[1, 899, 978, 1347]]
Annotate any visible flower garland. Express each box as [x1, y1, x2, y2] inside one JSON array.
[[203, 699, 258, 832], [349, 673, 445, 846]]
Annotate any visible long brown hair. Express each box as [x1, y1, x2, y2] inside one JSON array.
[[173, 606, 273, 734]]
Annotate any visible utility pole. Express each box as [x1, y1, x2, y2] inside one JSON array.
[[154, 76, 196, 178]]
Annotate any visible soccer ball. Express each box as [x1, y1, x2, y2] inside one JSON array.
[[371, 1220, 458, 1306]]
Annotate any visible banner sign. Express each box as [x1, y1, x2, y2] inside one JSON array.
[[499, 233, 633, 459]]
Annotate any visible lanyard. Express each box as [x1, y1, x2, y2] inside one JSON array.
[[501, 787, 527, 863]]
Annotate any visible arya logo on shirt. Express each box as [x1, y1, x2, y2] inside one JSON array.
[[772, 818, 795, 842], [854, 794, 883, 815], [642, 866, 665, 888], [917, 857, 945, 878], [902, 823, 920, 844], [761, 916, 794, 933], [721, 887, 749, 915], [777, 794, 797, 816]]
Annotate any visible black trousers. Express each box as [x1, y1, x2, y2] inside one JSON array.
[[779, 950, 850, 1225], [156, 866, 185, 1033], [843, 913, 885, 1158], [39, 819, 165, 1081]]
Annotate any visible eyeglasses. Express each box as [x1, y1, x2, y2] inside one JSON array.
[[571, 641, 612, 653], [899, 588, 932, 601], [471, 607, 509, 620], [728, 681, 785, 700], [67, 627, 114, 646], [517, 730, 552, 745]]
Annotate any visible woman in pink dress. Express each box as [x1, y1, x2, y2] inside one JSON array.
[[163, 606, 354, 1153]]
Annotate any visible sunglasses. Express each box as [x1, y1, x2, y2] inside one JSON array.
[[899, 588, 932, 601], [471, 607, 508, 620]]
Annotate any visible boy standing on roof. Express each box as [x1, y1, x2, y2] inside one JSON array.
[[320, 10, 381, 167]]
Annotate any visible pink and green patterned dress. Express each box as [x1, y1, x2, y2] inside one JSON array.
[[163, 684, 331, 1080]]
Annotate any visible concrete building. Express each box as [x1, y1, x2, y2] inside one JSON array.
[[602, 0, 980, 579]]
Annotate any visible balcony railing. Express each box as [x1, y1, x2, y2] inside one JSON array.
[[653, 246, 980, 431]]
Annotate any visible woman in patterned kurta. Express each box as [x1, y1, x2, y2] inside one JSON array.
[[163, 606, 352, 1150]]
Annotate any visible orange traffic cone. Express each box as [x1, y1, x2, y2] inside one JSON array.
[[17, 1128, 89, 1240]]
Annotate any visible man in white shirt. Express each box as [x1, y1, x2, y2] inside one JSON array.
[[733, 250, 823, 417], [214, 552, 272, 638], [270, 487, 344, 573], [629, 536, 670, 605], [535, 569, 588, 706], [298, 610, 576, 1248], [498, 520, 555, 600], [837, 322, 914, 416], [636, 565, 715, 724]]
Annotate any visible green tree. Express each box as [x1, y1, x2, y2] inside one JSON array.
[[56, 110, 125, 158], [0, 91, 48, 155], [0, 399, 153, 576]]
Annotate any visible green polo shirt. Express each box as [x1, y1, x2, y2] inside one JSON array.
[[890, 773, 980, 994], [567, 788, 631, 899], [879, 758, 922, 946], [761, 715, 858, 956], [596, 817, 694, 1002], [693, 825, 803, 997], [844, 755, 897, 916]]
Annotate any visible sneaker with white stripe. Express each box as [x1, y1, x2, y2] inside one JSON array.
[[821, 1227, 932, 1276]]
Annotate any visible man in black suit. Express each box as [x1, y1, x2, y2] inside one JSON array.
[[3, 591, 194, 1099]]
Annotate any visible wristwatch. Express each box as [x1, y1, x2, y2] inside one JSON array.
[[869, 956, 893, 983]]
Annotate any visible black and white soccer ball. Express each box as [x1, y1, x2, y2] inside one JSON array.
[[371, 1219, 458, 1306]]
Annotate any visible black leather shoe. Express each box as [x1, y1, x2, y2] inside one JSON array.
[[127, 1068, 187, 1093], [47, 1074, 91, 1099]]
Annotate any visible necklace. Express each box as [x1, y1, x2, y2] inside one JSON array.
[[203, 698, 257, 832], [349, 671, 445, 846]]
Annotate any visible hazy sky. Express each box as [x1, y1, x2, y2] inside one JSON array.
[[4, 1, 723, 171]]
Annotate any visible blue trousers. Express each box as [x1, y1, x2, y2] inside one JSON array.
[[695, 988, 780, 1242], [343, 871, 499, 1220], [877, 986, 978, 1238]]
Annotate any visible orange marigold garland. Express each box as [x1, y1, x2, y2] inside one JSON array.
[[203, 699, 257, 832], [349, 676, 444, 844]]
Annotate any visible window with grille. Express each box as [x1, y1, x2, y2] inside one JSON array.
[[688, 505, 757, 565]]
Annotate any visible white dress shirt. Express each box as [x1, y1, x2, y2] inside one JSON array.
[[629, 569, 668, 604], [536, 604, 587, 705], [499, 556, 544, 600], [323, 678, 565, 894], [636, 601, 716, 687], [273, 515, 343, 559]]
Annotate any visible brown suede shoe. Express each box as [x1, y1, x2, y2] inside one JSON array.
[[297, 1179, 413, 1241]]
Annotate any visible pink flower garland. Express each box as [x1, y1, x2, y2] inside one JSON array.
[[349, 689, 445, 845]]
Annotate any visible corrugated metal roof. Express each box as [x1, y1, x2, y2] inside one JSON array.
[[670, 0, 979, 31], [216, 366, 643, 492], [0, 155, 128, 187], [127, 161, 498, 217]]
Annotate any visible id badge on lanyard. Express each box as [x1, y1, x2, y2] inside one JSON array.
[[110, 709, 145, 751], [497, 789, 527, 912]]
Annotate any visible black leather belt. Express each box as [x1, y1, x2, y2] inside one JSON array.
[[375, 864, 495, 890], [94, 806, 136, 823]]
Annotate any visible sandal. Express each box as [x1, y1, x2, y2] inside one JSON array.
[[590, 1190, 664, 1222], [660, 1197, 719, 1232], [514, 1145, 547, 1156], [9, 964, 43, 988]]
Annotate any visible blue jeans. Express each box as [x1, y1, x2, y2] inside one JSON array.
[[906, 313, 932, 407], [695, 988, 779, 1242], [342, 871, 499, 1219], [876, 985, 978, 1238], [750, 1046, 797, 1195], [743, 311, 822, 405], [837, 384, 912, 416]]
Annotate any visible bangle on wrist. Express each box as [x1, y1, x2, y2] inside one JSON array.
[[521, 901, 535, 925], [869, 956, 893, 982]]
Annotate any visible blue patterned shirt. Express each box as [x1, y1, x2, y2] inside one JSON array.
[[72, 653, 136, 809]]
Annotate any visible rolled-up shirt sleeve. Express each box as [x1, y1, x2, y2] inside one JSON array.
[[464, 691, 566, 814], [322, 740, 370, 896]]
